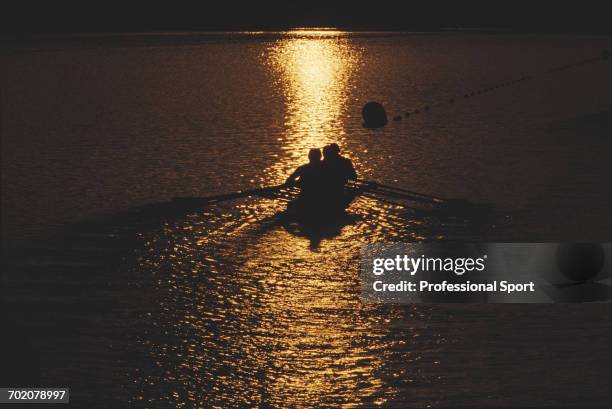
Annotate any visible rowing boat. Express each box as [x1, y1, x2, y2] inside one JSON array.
[[282, 186, 362, 222], [172, 180, 446, 215]]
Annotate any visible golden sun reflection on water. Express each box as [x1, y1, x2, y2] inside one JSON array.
[[129, 199, 430, 408], [236, 230, 389, 407], [265, 31, 362, 182], [128, 32, 433, 409]]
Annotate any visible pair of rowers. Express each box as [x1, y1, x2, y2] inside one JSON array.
[[285, 143, 357, 202]]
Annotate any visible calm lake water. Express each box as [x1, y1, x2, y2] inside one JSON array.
[[2, 31, 612, 408]]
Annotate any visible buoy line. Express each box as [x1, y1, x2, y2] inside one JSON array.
[[362, 49, 610, 128]]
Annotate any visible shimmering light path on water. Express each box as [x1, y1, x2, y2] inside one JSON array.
[[128, 198, 439, 408], [3, 30, 612, 408], [264, 30, 363, 182]]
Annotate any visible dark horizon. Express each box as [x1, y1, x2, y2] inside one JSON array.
[[2, 1, 612, 36]]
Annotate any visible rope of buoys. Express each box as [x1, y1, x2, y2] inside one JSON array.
[[362, 49, 610, 129]]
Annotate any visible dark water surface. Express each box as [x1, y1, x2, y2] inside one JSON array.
[[2, 32, 612, 408]]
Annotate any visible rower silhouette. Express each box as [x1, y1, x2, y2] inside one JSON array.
[[321, 143, 357, 188], [285, 148, 324, 199], [319, 143, 358, 210], [284, 144, 358, 220]]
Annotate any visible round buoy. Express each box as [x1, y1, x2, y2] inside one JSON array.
[[362, 101, 388, 128], [603, 49, 610, 61], [556, 243, 605, 282]]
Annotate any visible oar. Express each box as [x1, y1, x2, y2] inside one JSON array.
[[354, 180, 446, 204], [365, 189, 441, 205], [360, 192, 421, 210], [173, 184, 289, 205], [358, 180, 445, 201]]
